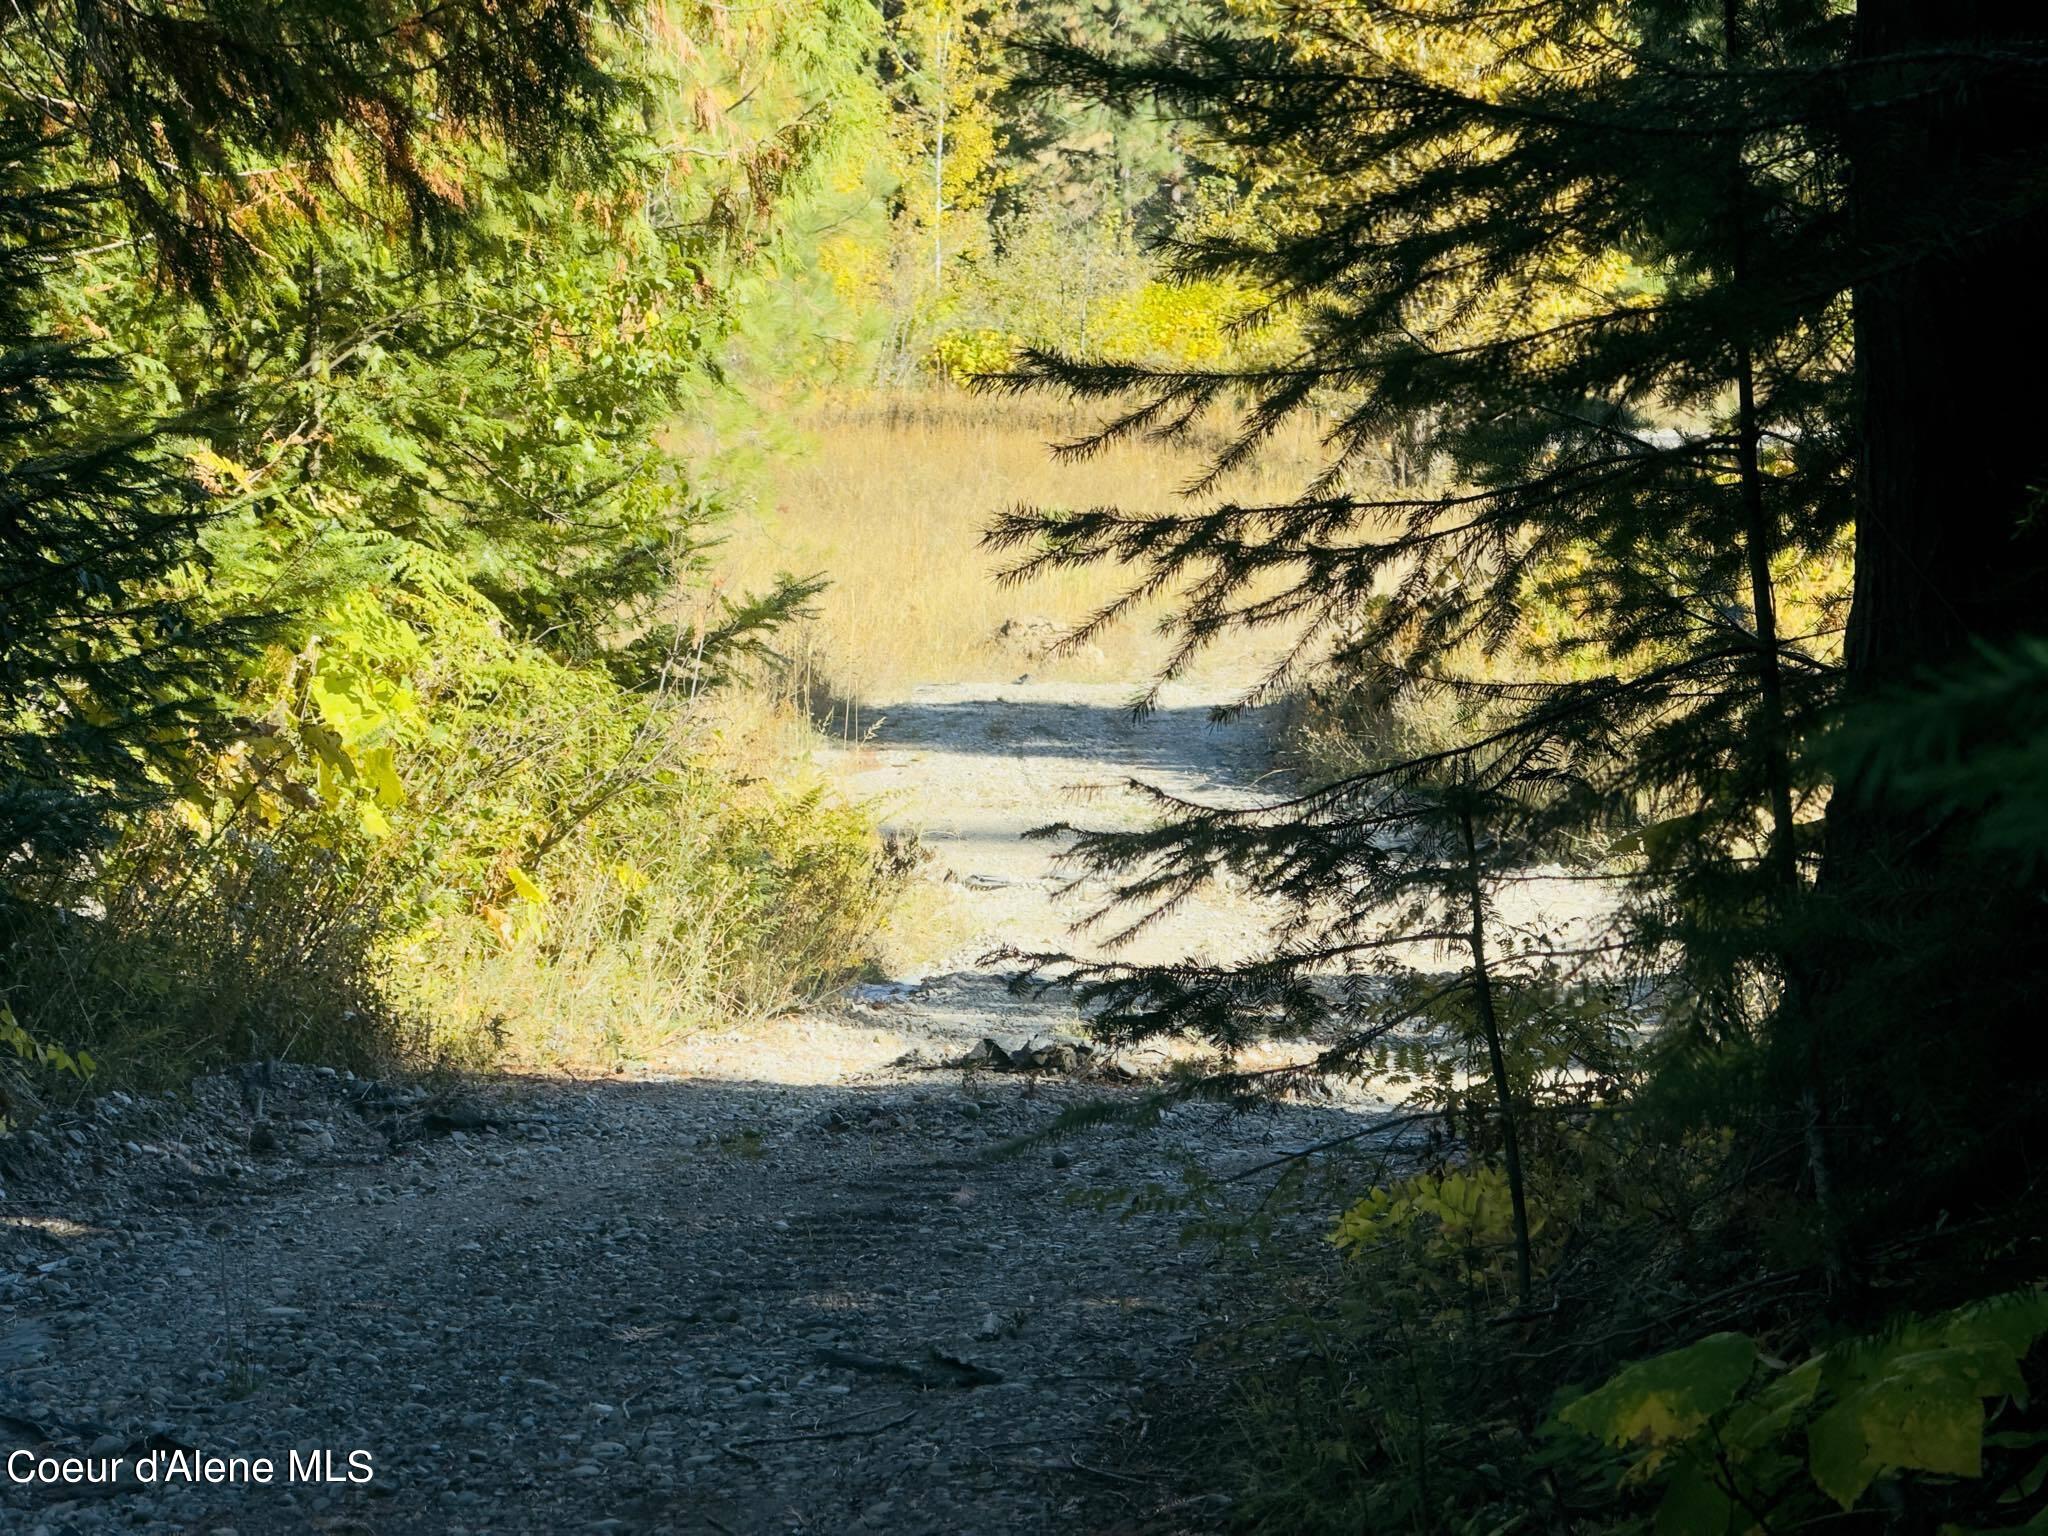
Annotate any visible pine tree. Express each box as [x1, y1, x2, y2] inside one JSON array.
[[1810, 0, 2048, 1215], [994, 0, 2048, 1249], [994, 0, 1214, 238], [1017, 695, 1628, 1310], [1, 1, 625, 869], [0, 120, 256, 865], [7, 0, 619, 293]]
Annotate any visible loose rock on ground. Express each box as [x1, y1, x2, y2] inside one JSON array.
[[3, 680, 1390, 1534]]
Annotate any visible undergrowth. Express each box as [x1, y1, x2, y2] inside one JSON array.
[[1162, 1116, 2048, 1536], [1, 686, 903, 1109]]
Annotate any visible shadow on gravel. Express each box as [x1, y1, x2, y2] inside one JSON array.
[[867, 698, 1262, 774], [2, 1057, 1372, 1534]]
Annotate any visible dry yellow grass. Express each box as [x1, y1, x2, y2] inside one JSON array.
[[388, 690, 906, 1072], [702, 390, 1328, 711]]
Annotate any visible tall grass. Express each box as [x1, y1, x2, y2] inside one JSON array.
[[1, 688, 904, 1101], [392, 694, 914, 1070], [704, 389, 1329, 708]]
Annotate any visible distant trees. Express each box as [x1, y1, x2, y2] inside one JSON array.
[[834, 0, 1254, 381], [2, 2, 894, 1077]]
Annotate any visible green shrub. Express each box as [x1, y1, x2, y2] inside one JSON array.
[[1555, 1290, 2048, 1535], [0, 650, 901, 1092]]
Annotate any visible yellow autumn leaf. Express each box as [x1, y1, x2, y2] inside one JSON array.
[[360, 745, 405, 808], [481, 904, 519, 948]]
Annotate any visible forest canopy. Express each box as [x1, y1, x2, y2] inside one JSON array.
[[1, 0, 901, 1078]]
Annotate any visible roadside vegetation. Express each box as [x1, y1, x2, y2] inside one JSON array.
[[6, 0, 2047, 1531], [0, 1, 906, 1096]]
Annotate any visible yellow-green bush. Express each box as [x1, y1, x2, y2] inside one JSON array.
[[925, 326, 1022, 385], [0, 580, 901, 1090], [1089, 277, 1263, 366]]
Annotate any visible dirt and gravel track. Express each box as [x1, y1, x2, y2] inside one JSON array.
[[2, 681, 1389, 1536]]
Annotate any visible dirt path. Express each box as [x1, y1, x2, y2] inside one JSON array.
[[2, 682, 1386, 1536]]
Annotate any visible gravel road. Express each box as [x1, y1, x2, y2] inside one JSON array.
[[2, 680, 1388, 1535]]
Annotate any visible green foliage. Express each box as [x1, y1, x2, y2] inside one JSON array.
[[780, 0, 1274, 385], [1556, 1289, 2048, 1532], [8, 0, 620, 293], [0, 120, 259, 860], [1826, 637, 2048, 874], [387, 704, 907, 1068], [1188, 1139, 1616, 1535], [1, 1002, 94, 1087], [1332, 1165, 1533, 1263], [1, 2, 903, 1085], [927, 325, 1024, 384], [1560, 1331, 1760, 1454], [995, 0, 1212, 240], [919, 200, 1274, 379]]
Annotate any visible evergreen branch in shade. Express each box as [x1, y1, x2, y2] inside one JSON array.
[[1822, 635, 2048, 872], [1, 123, 269, 863]]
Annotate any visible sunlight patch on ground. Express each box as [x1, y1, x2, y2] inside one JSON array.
[[0, 1214, 109, 1239]]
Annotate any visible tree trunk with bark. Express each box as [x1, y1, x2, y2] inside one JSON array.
[[1819, 0, 2048, 1216]]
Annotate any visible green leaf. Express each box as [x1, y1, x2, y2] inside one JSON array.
[[1719, 1357, 1824, 1454], [1810, 1368, 1984, 1506], [1808, 1291, 2048, 1509], [1653, 1453, 1743, 1536], [357, 798, 393, 839], [1559, 1333, 1758, 1449], [360, 745, 405, 808]]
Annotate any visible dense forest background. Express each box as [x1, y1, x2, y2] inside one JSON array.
[[5, 0, 2048, 1531], [2, 0, 907, 1083], [0, 0, 1270, 1091]]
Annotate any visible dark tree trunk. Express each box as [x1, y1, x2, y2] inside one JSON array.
[[1845, 2, 2048, 690], [1457, 806, 1534, 1311], [1819, 0, 2048, 1218]]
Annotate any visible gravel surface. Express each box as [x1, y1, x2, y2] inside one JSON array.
[[2, 680, 1391, 1534]]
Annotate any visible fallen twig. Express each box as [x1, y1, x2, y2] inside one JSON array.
[[1066, 1452, 1156, 1484], [814, 1344, 1004, 1387], [1220, 1110, 1448, 1184], [723, 1408, 918, 1450]]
